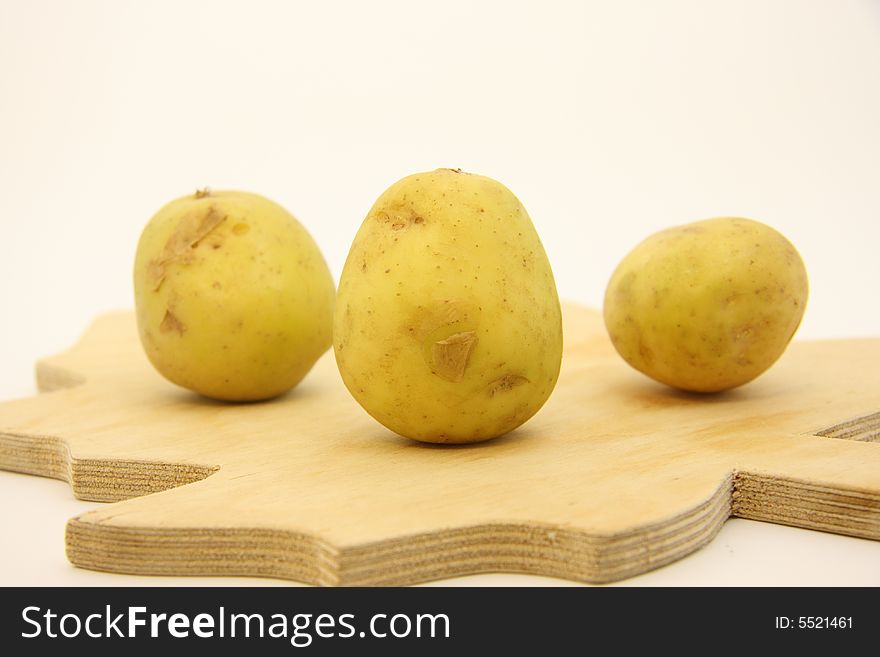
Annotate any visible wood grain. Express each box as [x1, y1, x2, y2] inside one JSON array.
[[1, 304, 878, 585]]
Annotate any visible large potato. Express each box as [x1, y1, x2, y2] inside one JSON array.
[[134, 189, 335, 401], [604, 217, 808, 392], [334, 169, 563, 443]]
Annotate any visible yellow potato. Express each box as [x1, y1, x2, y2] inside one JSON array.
[[334, 169, 563, 443], [604, 217, 808, 392], [134, 189, 335, 401]]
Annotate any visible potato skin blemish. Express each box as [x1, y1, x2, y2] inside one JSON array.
[[431, 331, 477, 382], [147, 205, 228, 291], [487, 373, 529, 397], [159, 309, 186, 335]]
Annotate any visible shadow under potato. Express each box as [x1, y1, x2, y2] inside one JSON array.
[[162, 381, 316, 408], [391, 427, 537, 451], [607, 376, 759, 410]]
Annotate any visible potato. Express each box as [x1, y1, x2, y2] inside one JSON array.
[[334, 169, 563, 443], [604, 217, 808, 392], [133, 189, 335, 401]]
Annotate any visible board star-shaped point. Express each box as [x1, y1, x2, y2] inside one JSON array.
[[1, 304, 879, 585]]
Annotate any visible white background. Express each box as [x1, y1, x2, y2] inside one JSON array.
[[0, 0, 878, 585]]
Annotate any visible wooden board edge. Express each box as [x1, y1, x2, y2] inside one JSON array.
[[732, 471, 880, 540], [63, 475, 734, 586], [35, 359, 86, 393], [0, 429, 218, 503], [61, 468, 880, 585], [0, 430, 71, 483]]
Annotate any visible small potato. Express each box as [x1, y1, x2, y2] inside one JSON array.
[[334, 169, 563, 443], [604, 217, 808, 392], [134, 189, 335, 401]]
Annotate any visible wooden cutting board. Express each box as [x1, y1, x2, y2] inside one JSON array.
[[1, 304, 878, 585]]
